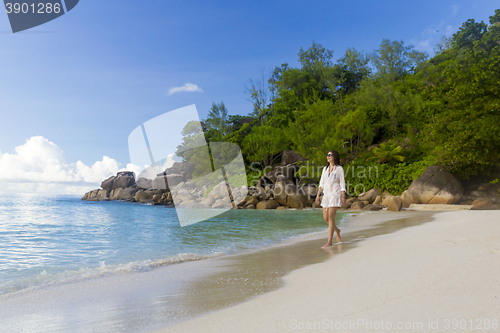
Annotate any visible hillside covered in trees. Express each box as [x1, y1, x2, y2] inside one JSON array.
[[179, 9, 500, 195]]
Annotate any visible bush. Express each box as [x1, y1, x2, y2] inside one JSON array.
[[344, 156, 436, 196]]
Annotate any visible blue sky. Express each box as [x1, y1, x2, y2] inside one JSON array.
[[0, 0, 498, 193]]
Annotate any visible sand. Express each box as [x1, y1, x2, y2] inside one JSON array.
[[158, 210, 500, 333]]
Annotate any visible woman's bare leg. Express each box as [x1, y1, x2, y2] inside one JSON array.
[[322, 207, 333, 248], [328, 207, 341, 242], [322, 207, 329, 224]]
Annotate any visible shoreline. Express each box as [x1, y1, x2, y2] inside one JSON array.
[[151, 210, 438, 331], [0, 209, 439, 332], [156, 210, 500, 333]]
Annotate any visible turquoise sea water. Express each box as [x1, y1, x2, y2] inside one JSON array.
[[0, 194, 349, 295]]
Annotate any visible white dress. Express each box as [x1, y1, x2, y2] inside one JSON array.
[[319, 165, 346, 208]]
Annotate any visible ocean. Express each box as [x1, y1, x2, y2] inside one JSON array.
[[0, 193, 350, 331]]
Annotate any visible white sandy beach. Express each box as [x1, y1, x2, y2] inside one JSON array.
[[159, 210, 500, 333]]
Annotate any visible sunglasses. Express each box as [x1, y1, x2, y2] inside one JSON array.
[[327, 154, 332, 157]]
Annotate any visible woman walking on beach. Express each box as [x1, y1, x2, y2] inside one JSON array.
[[315, 150, 346, 248]]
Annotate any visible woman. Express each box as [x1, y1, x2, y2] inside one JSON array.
[[315, 150, 346, 248]]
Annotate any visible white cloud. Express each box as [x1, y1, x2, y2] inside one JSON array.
[[0, 136, 142, 194], [445, 25, 455, 37], [411, 20, 457, 55], [135, 154, 176, 180], [450, 4, 460, 16], [166, 83, 204, 96]]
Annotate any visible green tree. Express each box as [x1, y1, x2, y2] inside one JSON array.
[[451, 19, 488, 50], [434, 36, 453, 55], [284, 98, 346, 165], [245, 70, 269, 125], [205, 101, 229, 142], [241, 124, 289, 167], [371, 39, 428, 80], [426, 12, 500, 178]]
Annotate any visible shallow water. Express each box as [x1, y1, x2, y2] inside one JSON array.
[[0, 194, 348, 295], [0, 194, 437, 332]]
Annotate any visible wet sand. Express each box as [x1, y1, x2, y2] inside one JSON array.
[[157, 210, 500, 333], [3, 210, 483, 332], [164, 210, 437, 319]]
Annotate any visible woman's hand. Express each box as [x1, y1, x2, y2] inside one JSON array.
[[315, 195, 320, 205], [341, 193, 346, 206]]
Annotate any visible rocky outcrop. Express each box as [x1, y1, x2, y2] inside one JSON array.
[[258, 164, 298, 187], [358, 188, 380, 204], [136, 177, 152, 189], [363, 204, 383, 211], [101, 171, 136, 191], [117, 187, 138, 200], [281, 150, 306, 166], [135, 189, 162, 203], [256, 200, 280, 209], [386, 196, 403, 211], [273, 176, 308, 208], [406, 165, 463, 204], [470, 199, 500, 210], [350, 201, 365, 210]]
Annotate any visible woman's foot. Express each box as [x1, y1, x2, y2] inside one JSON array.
[[322, 243, 333, 248], [336, 229, 341, 242]]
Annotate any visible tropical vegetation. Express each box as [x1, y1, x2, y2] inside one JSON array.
[[177, 9, 500, 195]]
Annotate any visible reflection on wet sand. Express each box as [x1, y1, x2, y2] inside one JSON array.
[[163, 211, 436, 326]]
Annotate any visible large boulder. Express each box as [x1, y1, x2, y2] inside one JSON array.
[[136, 177, 152, 189], [153, 175, 168, 190], [256, 200, 280, 209], [382, 195, 394, 207], [386, 196, 403, 211], [470, 200, 500, 210], [237, 195, 253, 207], [407, 165, 463, 204], [208, 181, 234, 200], [358, 188, 380, 204], [243, 197, 260, 208], [111, 171, 136, 190], [350, 201, 365, 210], [273, 176, 308, 208], [363, 204, 384, 211], [174, 189, 196, 203], [400, 190, 412, 208], [261, 165, 298, 185], [165, 174, 184, 188], [200, 196, 216, 206], [312, 201, 322, 208], [135, 189, 162, 203], [96, 189, 110, 199], [212, 197, 233, 209], [341, 201, 352, 209], [281, 150, 306, 166], [165, 161, 196, 181], [86, 189, 100, 200], [301, 184, 318, 198], [101, 176, 116, 191], [114, 187, 139, 200]]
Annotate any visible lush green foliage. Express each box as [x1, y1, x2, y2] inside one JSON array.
[[366, 142, 406, 164], [343, 157, 436, 196], [178, 9, 500, 187]]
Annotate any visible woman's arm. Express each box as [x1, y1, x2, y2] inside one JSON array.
[[316, 167, 325, 204], [339, 166, 346, 204]]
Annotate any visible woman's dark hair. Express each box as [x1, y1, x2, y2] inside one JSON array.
[[325, 150, 340, 167]]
